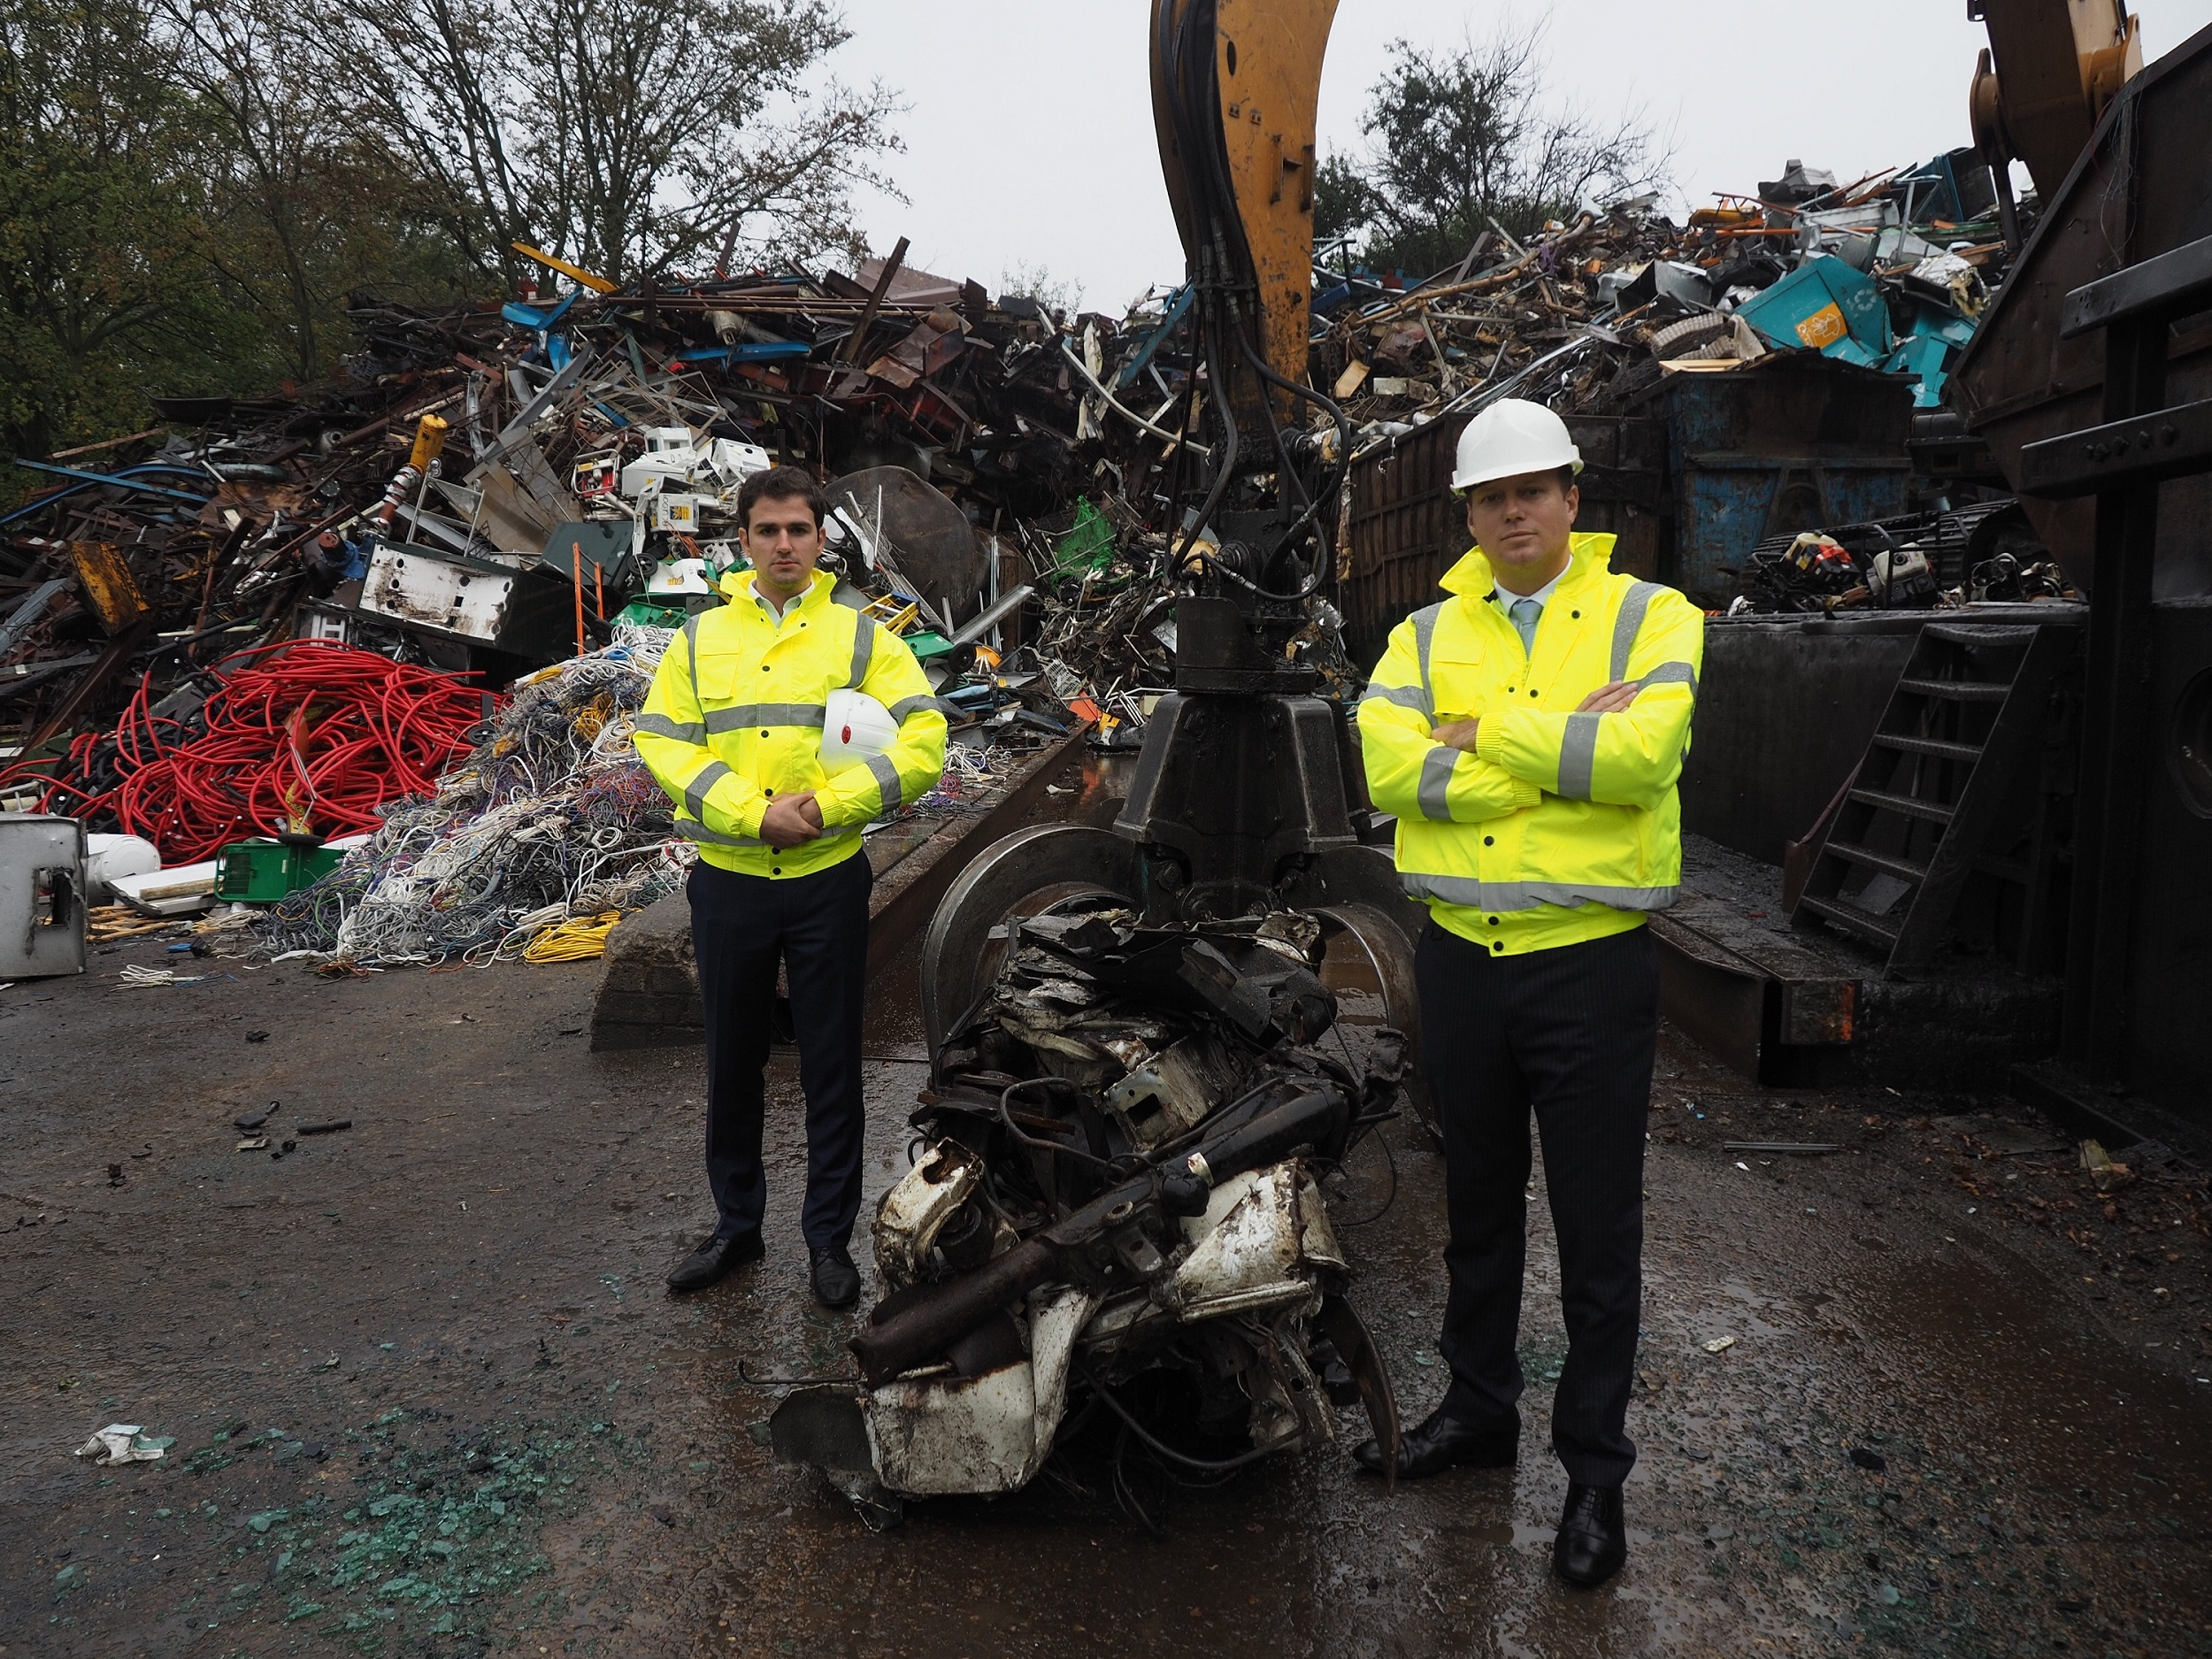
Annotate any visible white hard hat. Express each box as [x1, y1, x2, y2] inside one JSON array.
[[819, 688, 898, 772], [1451, 398, 1584, 492]]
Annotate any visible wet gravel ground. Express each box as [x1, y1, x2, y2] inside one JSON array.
[[4, 910, 2208, 1656]]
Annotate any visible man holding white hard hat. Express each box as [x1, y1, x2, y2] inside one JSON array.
[[635, 465, 947, 1308], [1355, 399, 1702, 1588]]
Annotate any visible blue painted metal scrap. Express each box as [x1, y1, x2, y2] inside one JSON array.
[[1736, 254, 1893, 367], [1661, 356, 1914, 604]]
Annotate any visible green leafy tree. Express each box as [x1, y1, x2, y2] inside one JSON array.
[[1329, 24, 1671, 279], [1312, 153, 1377, 261], [159, 0, 480, 385], [0, 0, 253, 458]]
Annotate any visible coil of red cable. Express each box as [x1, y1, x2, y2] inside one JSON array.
[[2, 642, 495, 864]]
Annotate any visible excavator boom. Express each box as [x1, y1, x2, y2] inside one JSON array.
[[1970, 0, 2144, 217], [1150, 0, 1337, 436]]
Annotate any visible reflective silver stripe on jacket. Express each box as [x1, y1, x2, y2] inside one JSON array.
[[1609, 581, 1663, 681], [1400, 872, 1679, 911], [634, 711, 705, 744], [1557, 711, 1601, 801], [1636, 660, 1699, 695], [848, 616, 877, 687], [864, 752, 903, 816], [683, 759, 732, 823], [675, 817, 764, 849], [1418, 745, 1459, 821], [1409, 602, 1446, 708], [1360, 681, 1432, 718], [888, 694, 953, 724], [702, 703, 827, 733], [677, 818, 856, 852]]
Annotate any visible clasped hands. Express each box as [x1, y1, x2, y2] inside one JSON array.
[[759, 790, 826, 849], [1430, 680, 1641, 752]]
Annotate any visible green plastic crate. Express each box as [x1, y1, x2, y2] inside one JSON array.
[[214, 839, 342, 902], [1053, 499, 1116, 573], [905, 630, 956, 660]]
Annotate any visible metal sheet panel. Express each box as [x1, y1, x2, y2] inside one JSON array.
[[1949, 19, 2212, 597], [0, 814, 86, 979], [358, 541, 572, 658]]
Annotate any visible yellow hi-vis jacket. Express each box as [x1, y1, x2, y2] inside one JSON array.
[[634, 568, 948, 879], [1357, 532, 1703, 956]]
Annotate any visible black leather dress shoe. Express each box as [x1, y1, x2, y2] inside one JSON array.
[[809, 1243, 862, 1310], [1553, 1481, 1628, 1587], [664, 1230, 763, 1293], [1352, 1406, 1519, 1479]]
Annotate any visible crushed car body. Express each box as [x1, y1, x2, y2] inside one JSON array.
[[772, 904, 1404, 1516]]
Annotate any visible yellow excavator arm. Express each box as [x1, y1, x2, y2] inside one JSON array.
[[1970, 0, 2144, 218], [1151, 0, 1337, 438]]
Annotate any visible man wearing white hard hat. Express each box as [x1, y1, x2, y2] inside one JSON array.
[[1354, 398, 1702, 1589], [635, 465, 947, 1310]]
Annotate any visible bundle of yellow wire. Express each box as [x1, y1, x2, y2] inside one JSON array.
[[523, 910, 624, 964]]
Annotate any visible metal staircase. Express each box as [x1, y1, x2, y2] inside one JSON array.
[[1792, 620, 2076, 972]]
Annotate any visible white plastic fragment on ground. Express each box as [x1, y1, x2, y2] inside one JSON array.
[[1702, 1335, 1739, 1355], [74, 1424, 173, 1465]]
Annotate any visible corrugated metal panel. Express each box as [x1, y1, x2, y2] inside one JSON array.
[[1661, 357, 1914, 605]]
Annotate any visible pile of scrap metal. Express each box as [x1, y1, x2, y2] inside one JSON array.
[[1725, 496, 2074, 614], [0, 299, 511, 761], [4, 249, 1350, 786], [1317, 150, 2016, 455], [770, 905, 1405, 1530]]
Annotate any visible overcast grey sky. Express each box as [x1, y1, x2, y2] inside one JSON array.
[[825, 0, 2212, 311]]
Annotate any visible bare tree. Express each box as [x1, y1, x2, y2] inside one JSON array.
[[158, 0, 387, 380], [1333, 22, 1671, 277], [326, 0, 903, 288]]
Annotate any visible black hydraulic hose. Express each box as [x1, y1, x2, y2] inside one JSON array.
[[1171, 316, 1241, 572], [999, 1077, 1128, 1179], [1158, 0, 1245, 572], [1155, 0, 1349, 603], [1079, 1360, 1280, 1473]]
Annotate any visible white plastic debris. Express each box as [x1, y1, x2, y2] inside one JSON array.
[[1702, 1335, 1739, 1355], [84, 833, 161, 901], [118, 964, 209, 988], [74, 1424, 173, 1465]]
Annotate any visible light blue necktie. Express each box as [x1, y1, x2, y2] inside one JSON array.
[[1509, 596, 1543, 657]]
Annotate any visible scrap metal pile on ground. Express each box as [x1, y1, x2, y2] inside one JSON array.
[[4, 149, 2044, 922], [772, 903, 1405, 1529], [1312, 152, 2066, 618], [1728, 497, 2070, 616], [0, 643, 488, 864], [1318, 151, 2011, 441]]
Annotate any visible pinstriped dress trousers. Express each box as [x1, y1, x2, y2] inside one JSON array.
[[1417, 919, 1658, 1486], [688, 850, 872, 1249]]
